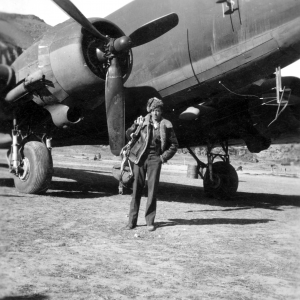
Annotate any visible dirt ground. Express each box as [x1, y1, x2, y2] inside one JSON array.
[[0, 146, 300, 300]]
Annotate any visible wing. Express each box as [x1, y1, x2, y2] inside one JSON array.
[[0, 0, 179, 194]]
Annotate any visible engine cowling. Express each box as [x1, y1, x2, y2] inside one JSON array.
[[11, 18, 132, 126]]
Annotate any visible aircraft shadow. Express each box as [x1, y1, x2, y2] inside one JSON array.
[[158, 181, 300, 211], [0, 178, 14, 187], [156, 218, 274, 228], [0, 167, 114, 199], [51, 167, 300, 210], [0, 295, 49, 300], [47, 167, 116, 198], [0, 166, 298, 209]]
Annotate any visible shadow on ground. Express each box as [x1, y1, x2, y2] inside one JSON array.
[[0, 178, 14, 187], [51, 167, 300, 211], [0, 295, 49, 300], [48, 167, 115, 198], [156, 218, 274, 228], [0, 166, 299, 211]]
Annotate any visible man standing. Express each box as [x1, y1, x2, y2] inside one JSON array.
[[125, 97, 178, 231]]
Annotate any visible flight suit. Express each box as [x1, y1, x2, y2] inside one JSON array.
[[126, 113, 178, 227]]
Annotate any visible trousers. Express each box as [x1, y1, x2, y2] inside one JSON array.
[[128, 152, 162, 226]]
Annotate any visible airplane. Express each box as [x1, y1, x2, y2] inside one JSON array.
[[0, 0, 300, 199]]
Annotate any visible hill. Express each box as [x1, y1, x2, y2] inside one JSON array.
[[184, 144, 300, 165], [0, 12, 51, 42]]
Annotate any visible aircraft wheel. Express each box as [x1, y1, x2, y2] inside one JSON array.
[[13, 141, 53, 194], [203, 161, 238, 199]]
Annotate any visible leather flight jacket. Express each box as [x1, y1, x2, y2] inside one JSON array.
[[126, 114, 179, 164]]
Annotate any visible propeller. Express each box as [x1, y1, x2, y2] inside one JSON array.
[[129, 13, 179, 48], [53, 0, 179, 155], [105, 57, 125, 155], [52, 0, 108, 43]]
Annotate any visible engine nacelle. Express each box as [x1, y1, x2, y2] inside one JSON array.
[[44, 104, 82, 128], [179, 103, 217, 121], [11, 18, 132, 120]]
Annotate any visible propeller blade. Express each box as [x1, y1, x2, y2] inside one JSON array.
[[105, 58, 125, 156], [0, 65, 15, 94], [52, 0, 108, 43], [129, 13, 179, 48]]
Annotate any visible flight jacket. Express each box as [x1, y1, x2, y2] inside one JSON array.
[[126, 113, 179, 164]]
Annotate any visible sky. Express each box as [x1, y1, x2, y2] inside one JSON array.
[[0, 0, 134, 26], [0, 0, 299, 77]]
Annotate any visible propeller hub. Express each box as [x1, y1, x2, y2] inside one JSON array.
[[113, 36, 132, 53], [96, 48, 106, 64]]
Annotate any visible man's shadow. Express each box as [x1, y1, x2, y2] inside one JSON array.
[[156, 218, 274, 228]]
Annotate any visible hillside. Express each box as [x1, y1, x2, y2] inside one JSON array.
[[184, 144, 300, 165], [0, 12, 51, 42]]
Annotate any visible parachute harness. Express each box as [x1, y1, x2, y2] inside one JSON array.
[[118, 119, 144, 194]]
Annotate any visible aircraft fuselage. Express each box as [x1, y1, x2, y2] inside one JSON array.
[[108, 0, 300, 104]]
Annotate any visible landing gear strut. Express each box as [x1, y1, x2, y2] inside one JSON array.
[[188, 141, 238, 199], [9, 114, 53, 194]]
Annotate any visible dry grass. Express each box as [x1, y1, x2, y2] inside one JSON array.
[[0, 146, 299, 299]]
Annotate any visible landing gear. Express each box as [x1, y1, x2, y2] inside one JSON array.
[[203, 161, 238, 199], [9, 115, 53, 194], [188, 141, 239, 199], [13, 141, 53, 194]]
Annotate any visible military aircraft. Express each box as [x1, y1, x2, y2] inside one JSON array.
[[0, 0, 300, 199]]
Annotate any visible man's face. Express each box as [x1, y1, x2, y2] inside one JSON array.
[[151, 107, 162, 122]]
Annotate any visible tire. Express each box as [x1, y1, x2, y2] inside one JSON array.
[[203, 161, 238, 199], [13, 141, 53, 194]]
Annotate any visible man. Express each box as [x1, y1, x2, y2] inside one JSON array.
[[125, 97, 178, 231]]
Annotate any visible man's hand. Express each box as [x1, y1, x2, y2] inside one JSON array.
[[134, 116, 144, 126]]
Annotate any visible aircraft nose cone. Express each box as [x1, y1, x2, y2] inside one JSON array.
[[96, 48, 106, 63], [113, 36, 132, 52]]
